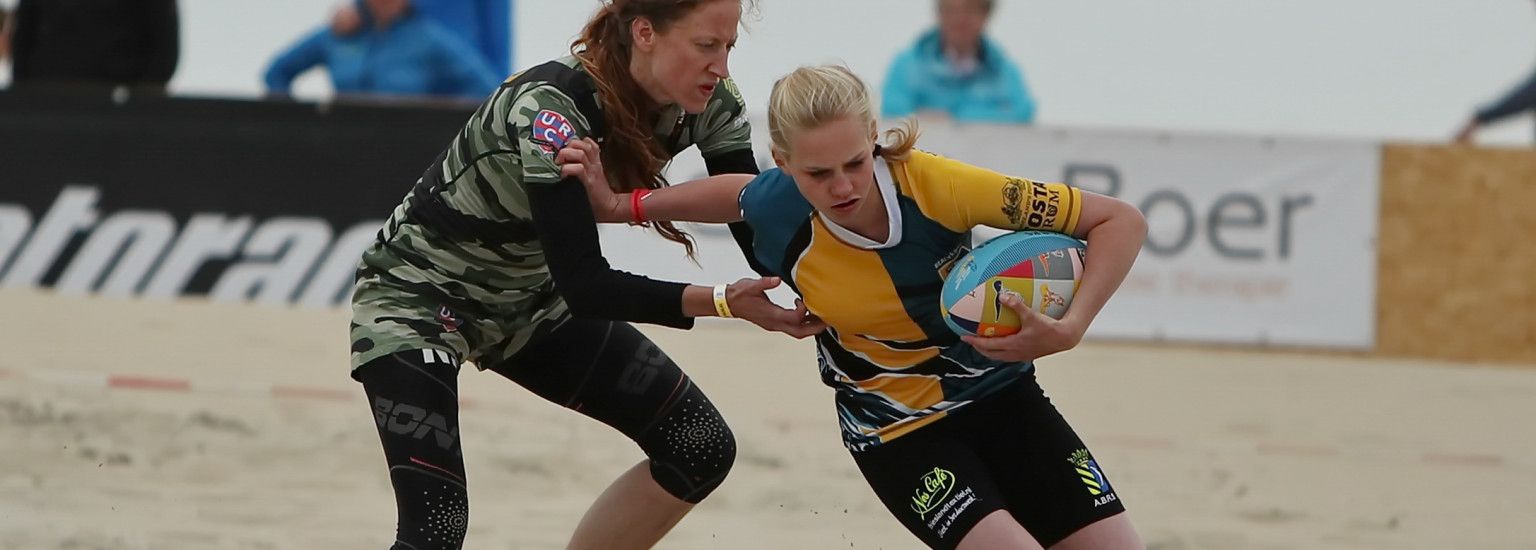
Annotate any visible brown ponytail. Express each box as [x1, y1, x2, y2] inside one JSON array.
[[571, 0, 744, 257]]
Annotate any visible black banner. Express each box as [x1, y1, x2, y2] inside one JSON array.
[[0, 90, 474, 306]]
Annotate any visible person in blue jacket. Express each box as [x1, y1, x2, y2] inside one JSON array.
[[329, 0, 510, 75], [263, 0, 501, 103], [881, 0, 1036, 124]]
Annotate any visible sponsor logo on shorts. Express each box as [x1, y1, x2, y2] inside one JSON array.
[[911, 467, 955, 519], [373, 396, 460, 453], [617, 340, 666, 395], [911, 466, 980, 538], [436, 305, 462, 333], [1069, 449, 1117, 507]]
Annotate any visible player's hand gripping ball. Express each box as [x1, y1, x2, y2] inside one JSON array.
[[940, 231, 1086, 337]]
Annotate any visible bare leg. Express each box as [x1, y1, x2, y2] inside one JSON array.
[[566, 460, 695, 550], [956, 510, 1045, 550], [1048, 512, 1143, 550]]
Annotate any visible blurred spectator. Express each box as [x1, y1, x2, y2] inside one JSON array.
[[881, 0, 1035, 124], [7, 0, 179, 94], [263, 0, 501, 103], [330, 0, 511, 75], [1455, 0, 1536, 144], [1455, 73, 1536, 144]]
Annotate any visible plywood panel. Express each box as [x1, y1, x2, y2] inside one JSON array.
[[1377, 144, 1536, 363]]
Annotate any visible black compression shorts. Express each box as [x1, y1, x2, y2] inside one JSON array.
[[850, 372, 1126, 549]]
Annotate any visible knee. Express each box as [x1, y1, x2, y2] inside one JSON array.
[[642, 393, 737, 503], [391, 467, 469, 549]]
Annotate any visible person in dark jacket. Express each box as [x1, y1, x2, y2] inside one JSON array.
[[1455, 1, 1536, 144], [8, 0, 179, 94], [1455, 72, 1536, 144]]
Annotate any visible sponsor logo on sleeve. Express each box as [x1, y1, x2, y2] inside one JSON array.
[[1026, 180, 1064, 229], [531, 109, 577, 155], [1001, 177, 1025, 226]]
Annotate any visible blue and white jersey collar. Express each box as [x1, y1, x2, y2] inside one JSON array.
[[820, 157, 904, 250]]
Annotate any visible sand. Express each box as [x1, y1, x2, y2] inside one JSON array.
[[1, 289, 1533, 549]]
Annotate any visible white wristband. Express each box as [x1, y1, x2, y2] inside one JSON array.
[[712, 283, 733, 318]]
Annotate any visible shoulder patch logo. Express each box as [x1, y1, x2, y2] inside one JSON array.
[[531, 109, 577, 154]]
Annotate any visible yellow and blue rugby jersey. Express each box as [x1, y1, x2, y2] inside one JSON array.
[[739, 149, 1083, 451]]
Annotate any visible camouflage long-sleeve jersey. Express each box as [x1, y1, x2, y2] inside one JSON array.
[[350, 56, 758, 371]]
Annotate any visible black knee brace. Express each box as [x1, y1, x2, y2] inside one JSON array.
[[485, 319, 740, 505], [639, 382, 737, 503], [388, 465, 469, 550]]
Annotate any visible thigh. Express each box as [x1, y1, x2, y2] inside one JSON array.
[[957, 510, 1043, 550], [356, 351, 466, 481], [851, 419, 1008, 550], [486, 317, 701, 439], [1048, 513, 1143, 550], [974, 373, 1128, 547]]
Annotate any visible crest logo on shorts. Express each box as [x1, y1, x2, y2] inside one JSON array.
[[531, 109, 577, 154], [910, 467, 956, 520], [1069, 449, 1114, 502], [436, 305, 462, 333]]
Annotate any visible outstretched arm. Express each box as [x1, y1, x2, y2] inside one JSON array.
[[530, 126, 819, 337], [1457, 69, 1536, 143], [1475, 70, 1536, 127], [263, 29, 329, 95], [559, 137, 752, 224]]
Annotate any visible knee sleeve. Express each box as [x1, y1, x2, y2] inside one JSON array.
[[388, 466, 469, 550], [639, 382, 737, 503], [489, 320, 739, 504]]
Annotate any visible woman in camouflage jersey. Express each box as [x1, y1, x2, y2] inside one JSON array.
[[348, 1, 821, 548]]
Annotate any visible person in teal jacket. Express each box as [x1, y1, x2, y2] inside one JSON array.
[[881, 0, 1036, 124], [263, 0, 500, 102]]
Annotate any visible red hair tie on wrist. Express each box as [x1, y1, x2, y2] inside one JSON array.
[[631, 188, 652, 224]]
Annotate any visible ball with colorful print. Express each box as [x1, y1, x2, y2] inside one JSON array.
[[940, 231, 1086, 337]]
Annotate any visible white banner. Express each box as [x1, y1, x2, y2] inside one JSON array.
[[603, 121, 1380, 349]]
